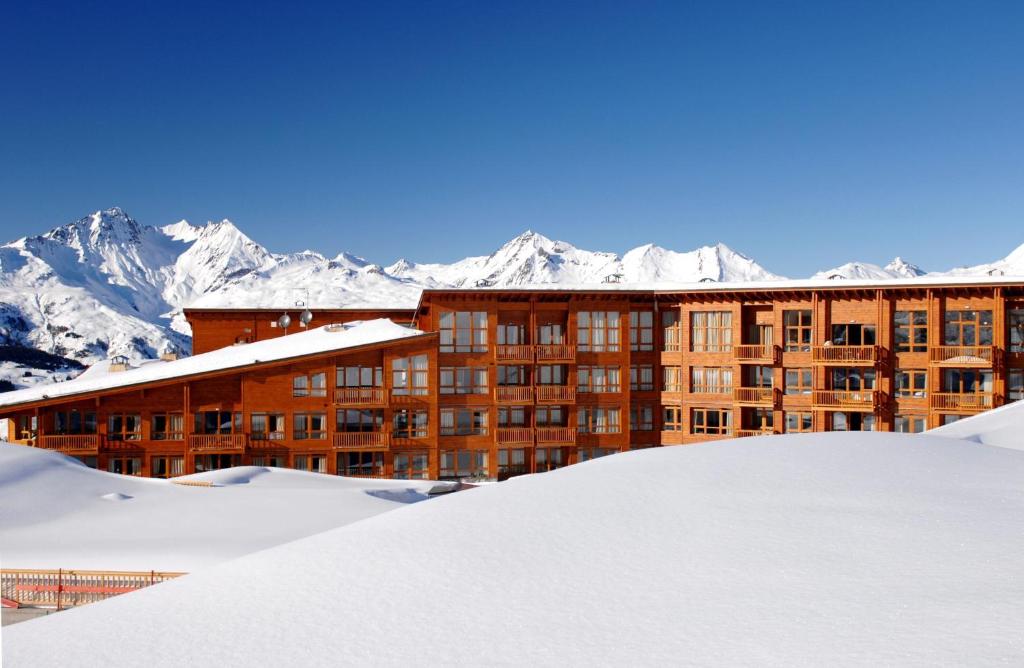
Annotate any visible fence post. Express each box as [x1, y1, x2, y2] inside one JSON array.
[[56, 568, 64, 611]]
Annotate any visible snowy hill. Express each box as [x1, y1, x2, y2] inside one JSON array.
[[812, 256, 926, 280], [5, 429, 1024, 665]]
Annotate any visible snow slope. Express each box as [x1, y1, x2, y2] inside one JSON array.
[[928, 396, 1024, 451], [5, 430, 1023, 666], [0, 444, 451, 571]]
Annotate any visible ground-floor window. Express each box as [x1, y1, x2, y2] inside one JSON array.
[[194, 454, 241, 472], [535, 447, 564, 472], [784, 412, 813, 433], [578, 447, 618, 462], [691, 408, 732, 435], [941, 414, 967, 425], [1009, 370, 1023, 402], [152, 455, 184, 478], [831, 412, 875, 431], [440, 450, 489, 480], [293, 454, 327, 473], [662, 406, 684, 431], [250, 454, 285, 468], [497, 448, 528, 480], [630, 405, 654, 431], [338, 451, 384, 477], [895, 415, 926, 433], [393, 452, 430, 479], [107, 456, 143, 476], [72, 455, 97, 469]]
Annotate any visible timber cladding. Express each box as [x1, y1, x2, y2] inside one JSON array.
[[3, 281, 1023, 481]]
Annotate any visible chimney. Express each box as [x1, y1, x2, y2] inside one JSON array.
[[108, 355, 131, 372]]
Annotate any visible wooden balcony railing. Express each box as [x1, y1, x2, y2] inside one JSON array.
[[812, 390, 878, 409], [1, 568, 184, 610], [188, 434, 246, 451], [37, 435, 99, 452], [733, 387, 776, 405], [536, 385, 576, 403], [929, 392, 995, 411], [496, 427, 534, 445], [536, 427, 576, 444], [496, 344, 534, 362], [333, 387, 386, 405], [928, 346, 996, 366], [535, 344, 575, 361], [496, 386, 534, 404], [734, 344, 780, 363], [333, 432, 390, 449], [811, 345, 880, 364], [735, 429, 777, 438]]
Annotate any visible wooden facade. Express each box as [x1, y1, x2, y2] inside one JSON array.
[[4, 281, 1024, 481]]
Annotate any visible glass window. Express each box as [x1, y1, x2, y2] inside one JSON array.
[[336, 366, 383, 388], [830, 324, 876, 346], [536, 365, 567, 385], [895, 370, 927, 398], [577, 407, 621, 433], [944, 310, 993, 346], [662, 406, 684, 431], [783, 310, 812, 352], [440, 407, 489, 436], [440, 450, 489, 479], [577, 366, 621, 393], [107, 414, 142, 441], [784, 412, 813, 433], [690, 408, 732, 435], [577, 311, 621, 352], [691, 311, 733, 352], [439, 311, 488, 352], [338, 451, 384, 477], [393, 410, 429, 438], [336, 409, 384, 432], [629, 311, 654, 351], [942, 369, 993, 394], [440, 366, 489, 394], [292, 413, 327, 440], [895, 415, 926, 433], [629, 405, 654, 431], [663, 366, 683, 392], [152, 413, 183, 440], [393, 452, 430, 479], [630, 365, 655, 391], [392, 355, 429, 395], [662, 310, 681, 351], [1009, 370, 1024, 402], [894, 311, 928, 352], [690, 367, 733, 394], [251, 413, 285, 440]]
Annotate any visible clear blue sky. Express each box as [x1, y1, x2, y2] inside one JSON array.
[[2, 1, 1022, 276]]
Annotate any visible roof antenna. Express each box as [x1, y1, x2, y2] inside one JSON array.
[[298, 289, 313, 328]]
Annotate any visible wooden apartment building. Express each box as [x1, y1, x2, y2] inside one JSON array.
[[2, 278, 1023, 480]]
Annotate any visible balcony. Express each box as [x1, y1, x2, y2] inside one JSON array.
[[496, 344, 534, 362], [536, 385, 576, 404], [535, 427, 575, 444], [734, 344, 780, 364], [497, 427, 535, 445], [929, 392, 995, 412], [812, 390, 879, 410], [38, 434, 99, 453], [733, 387, 777, 407], [735, 429, 777, 438], [496, 386, 534, 404], [811, 345, 880, 365], [535, 344, 575, 362], [333, 387, 386, 406], [188, 434, 246, 451], [928, 346, 997, 367], [333, 432, 390, 449]]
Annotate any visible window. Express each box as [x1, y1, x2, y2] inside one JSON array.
[[393, 410, 428, 438], [832, 412, 875, 432], [894, 311, 928, 352], [251, 413, 285, 440], [536, 365, 568, 385], [895, 415, 926, 433], [535, 447, 564, 472], [691, 311, 733, 352], [108, 457, 142, 476], [577, 366, 621, 393], [152, 413, 183, 440], [663, 366, 683, 392], [895, 370, 927, 398], [439, 311, 488, 352], [293, 413, 327, 440], [536, 322, 565, 345], [54, 410, 97, 435], [944, 310, 993, 346], [338, 451, 384, 477], [440, 407, 489, 436], [392, 355, 429, 395], [577, 311, 621, 352], [1009, 370, 1024, 402], [497, 365, 528, 386], [630, 365, 654, 391], [336, 365, 383, 388], [292, 372, 327, 397], [336, 409, 384, 432], [831, 368, 876, 391], [1010, 310, 1024, 353], [746, 366, 773, 388], [107, 414, 142, 441], [498, 449, 528, 479], [784, 412, 813, 433], [578, 448, 618, 462], [942, 369, 992, 394], [745, 408, 774, 431], [151, 456, 184, 479], [250, 455, 285, 467], [195, 411, 242, 435], [293, 454, 327, 473], [783, 310, 812, 352], [440, 366, 488, 394], [663, 406, 684, 431], [440, 450, 489, 479], [941, 414, 965, 425], [393, 452, 430, 479], [577, 407, 621, 433], [784, 368, 813, 395], [690, 367, 733, 394], [662, 311, 682, 351], [497, 323, 526, 345], [498, 406, 527, 426], [194, 454, 241, 472], [630, 311, 654, 351], [630, 405, 654, 431], [691, 408, 732, 436], [536, 406, 566, 427], [830, 324, 876, 346]]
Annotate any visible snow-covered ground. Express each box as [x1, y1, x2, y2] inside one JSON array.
[[0, 444, 451, 571], [5, 415, 1024, 666]]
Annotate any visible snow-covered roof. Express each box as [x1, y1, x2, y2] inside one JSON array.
[[0, 319, 427, 409]]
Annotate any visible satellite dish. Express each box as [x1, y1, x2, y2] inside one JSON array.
[[299, 308, 314, 326], [277, 313, 292, 329]]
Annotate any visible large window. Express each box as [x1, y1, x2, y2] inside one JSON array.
[[832, 368, 876, 391], [107, 414, 142, 441], [662, 311, 681, 351], [54, 410, 97, 435], [336, 409, 383, 432], [944, 310, 993, 346], [691, 408, 732, 435], [393, 410, 428, 438], [895, 370, 927, 398], [578, 448, 619, 462], [293, 454, 327, 473], [336, 365, 382, 388], [577, 311, 621, 352], [440, 366, 488, 395], [251, 413, 285, 441], [498, 406, 527, 426], [536, 365, 568, 385], [663, 406, 684, 431], [1009, 370, 1024, 403], [1010, 310, 1024, 353], [338, 451, 384, 477], [439, 311, 488, 352], [783, 310, 812, 352], [691, 311, 733, 352], [151, 456, 184, 478], [393, 452, 430, 479], [894, 311, 928, 352], [497, 365, 528, 386], [497, 323, 525, 345], [440, 407, 489, 436], [663, 366, 683, 392], [152, 413, 183, 441], [784, 368, 812, 395], [577, 407, 621, 433], [108, 457, 142, 476], [293, 413, 327, 440], [832, 412, 875, 432], [392, 355, 429, 395], [536, 322, 565, 345], [577, 366, 621, 393], [630, 311, 654, 351], [690, 367, 733, 394], [535, 447, 564, 472], [536, 406, 566, 426], [895, 415, 926, 433], [498, 449, 528, 479], [630, 365, 654, 391], [942, 369, 992, 394], [195, 411, 242, 435], [292, 372, 327, 397], [630, 405, 654, 431], [784, 412, 813, 433], [830, 324, 876, 346], [440, 450, 489, 479]]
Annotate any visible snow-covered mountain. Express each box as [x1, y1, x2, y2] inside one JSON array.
[[1, 207, 1022, 390]]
